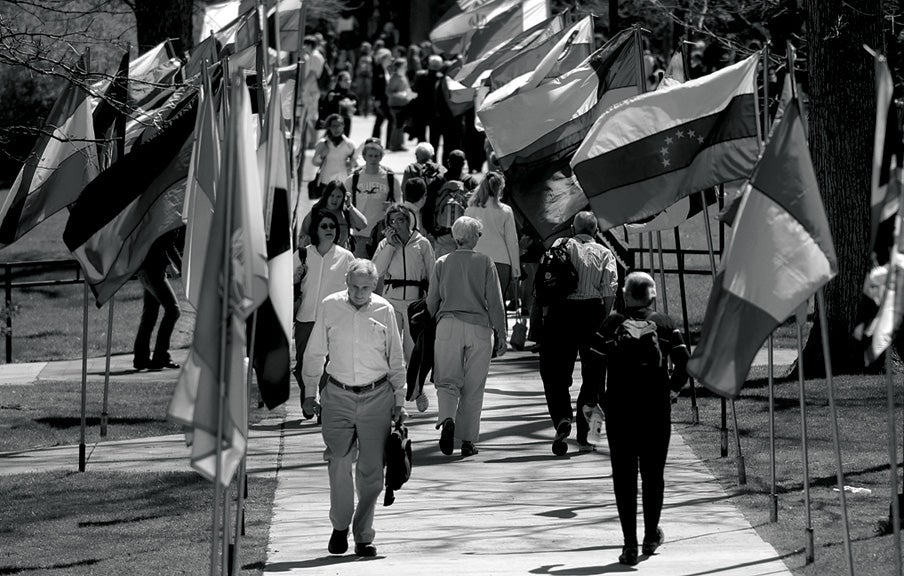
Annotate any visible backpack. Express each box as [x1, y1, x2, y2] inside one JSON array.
[[351, 166, 396, 206], [434, 180, 467, 231], [535, 240, 578, 305], [612, 318, 663, 371], [383, 421, 412, 507]]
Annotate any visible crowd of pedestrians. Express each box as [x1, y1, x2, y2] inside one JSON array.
[[290, 26, 691, 569]]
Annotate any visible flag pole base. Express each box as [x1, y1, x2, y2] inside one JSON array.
[[691, 405, 699, 425], [770, 494, 778, 523], [736, 455, 747, 486], [804, 527, 815, 564], [720, 429, 729, 458], [228, 543, 235, 576], [78, 443, 86, 472], [100, 412, 108, 437]]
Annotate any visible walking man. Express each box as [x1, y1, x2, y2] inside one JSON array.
[[302, 259, 408, 557], [592, 271, 688, 565], [538, 211, 617, 455]]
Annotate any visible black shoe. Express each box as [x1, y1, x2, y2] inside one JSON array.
[[328, 528, 348, 554], [148, 358, 180, 370], [552, 420, 571, 456], [439, 418, 455, 455], [461, 441, 478, 457], [354, 542, 377, 557], [642, 527, 664, 555], [619, 545, 639, 566], [133, 357, 150, 371]]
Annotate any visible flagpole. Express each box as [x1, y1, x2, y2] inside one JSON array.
[[673, 227, 698, 423], [78, 48, 91, 474], [100, 299, 114, 437], [795, 306, 815, 563], [816, 288, 855, 576], [655, 231, 668, 315]]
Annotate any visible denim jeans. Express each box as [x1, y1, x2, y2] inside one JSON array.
[[133, 267, 180, 364]]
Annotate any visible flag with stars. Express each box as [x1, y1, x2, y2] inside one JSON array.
[[571, 54, 760, 229]]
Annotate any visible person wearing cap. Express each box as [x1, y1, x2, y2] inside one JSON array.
[[539, 210, 618, 456], [590, 271, 689, 566], [426, 216, 507, 458], [302, 258, 407, 558]]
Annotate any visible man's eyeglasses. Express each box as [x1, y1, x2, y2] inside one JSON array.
[[319, 223, 337, 230]]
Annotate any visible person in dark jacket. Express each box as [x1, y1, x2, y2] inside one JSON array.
[[133, 231, 182, 371], [592, 271, 689, 566]]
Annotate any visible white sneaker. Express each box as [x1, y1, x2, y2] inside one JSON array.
[[415, 392, 429, 413]]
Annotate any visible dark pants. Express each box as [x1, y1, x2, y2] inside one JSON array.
[[605, 402, 671, 547], [538, 298, 604, 443], [372, 100, 394, 147], [134, 268, 180, 364]]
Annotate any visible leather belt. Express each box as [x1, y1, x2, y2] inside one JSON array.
[[328, 375, 388, 393]]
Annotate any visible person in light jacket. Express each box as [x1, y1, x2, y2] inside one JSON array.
[[464, 171, 520, 303]]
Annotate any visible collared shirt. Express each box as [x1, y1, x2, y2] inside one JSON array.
[[302, 291, 406, 406], [295, 244, 355, 323], [560, 234, 618, 301]]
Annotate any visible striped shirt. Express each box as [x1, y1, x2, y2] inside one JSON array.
[[555, 234, 618, 301]]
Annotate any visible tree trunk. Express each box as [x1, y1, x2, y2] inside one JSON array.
[[802, 0, 884, 376], [134, 0, 194, 56]]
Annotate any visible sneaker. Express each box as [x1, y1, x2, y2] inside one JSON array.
[[133, 357, 150, 371], [642, 527, 665, 555], [439, 418, 455, 455], [328, 528, 348, 554], [552, 419, 571, 456], [415, 392, 429, 413], [354, 542, 377, 557], [577, 441, 596, 453], [461, 441, 478, 457], [619, 545, 639, 566]]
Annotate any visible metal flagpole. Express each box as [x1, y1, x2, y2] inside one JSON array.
[[816, 288, 855, 576], [886, 338, 903, 576], [78, 48, 91, 473], [100, 299, 114, 437], [762, 40, 777, 519], [655, 231, 668, 315], [796, 307, 815, 563], [673, 227, 698, 423]]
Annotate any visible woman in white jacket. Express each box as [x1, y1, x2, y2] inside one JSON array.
[[372, 204, 435, 408], [464, 171, 520, 302]]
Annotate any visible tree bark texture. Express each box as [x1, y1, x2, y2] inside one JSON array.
[[802, 0, 885, 375], [134, 0, 194, 56]]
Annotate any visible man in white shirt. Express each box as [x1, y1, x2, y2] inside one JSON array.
[[302, 259, 407, 558], [345, 138, 400, 257]]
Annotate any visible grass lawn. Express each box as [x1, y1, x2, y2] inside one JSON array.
[[0, 471, 276, 575], [675, 373, 904, 576]]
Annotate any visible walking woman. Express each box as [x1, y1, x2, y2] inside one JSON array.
[[426, 216, 507, 457], [293, 210, 355, 412], [464, 171, 520, 303], [299, 179, 367, 251], [311, 114, 358, 194]]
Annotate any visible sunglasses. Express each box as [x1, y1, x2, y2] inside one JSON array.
[[319, 223, 337, 230]]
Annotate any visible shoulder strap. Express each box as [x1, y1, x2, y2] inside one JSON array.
[[351, 168, 362, 205], [385, 166, 395, 202]]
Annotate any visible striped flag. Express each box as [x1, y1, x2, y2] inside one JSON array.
[[478, 27, 639, 172], [856, 55, 904, 365], [430, 0, 547, 56], [0, 55, 99, 247], [250, 71, 293, 410], [168, 74, 269, 486], [63, 86, 197, 306], [572, 53, 760, 229], [182, 65, 220, 311], [687, 98, 836, 398]]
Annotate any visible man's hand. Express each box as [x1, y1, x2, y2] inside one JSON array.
[[392, 405, 408, 424], [494, 336, 507, 358], [301, 396, 320, 419]]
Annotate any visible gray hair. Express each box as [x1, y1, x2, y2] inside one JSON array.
[[452, 216, 482, 244], [347, 259, 379, 282], [573, 211, 599, 235], [625, 271, 657, 304], [414, 142, 435, 161]]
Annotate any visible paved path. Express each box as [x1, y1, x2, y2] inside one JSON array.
[[263, 351, 793, 575]]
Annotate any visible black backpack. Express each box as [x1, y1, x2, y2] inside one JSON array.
[[535, 240, 578, 305], [612, 318, 663, 370], [383, 421, 412, 507], [351, 166, 396, 205]]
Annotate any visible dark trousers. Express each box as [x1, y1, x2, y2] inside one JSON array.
[[538, 298, 604, 442], [372, 100, 394, 147], [134, 268, 180, 363], [605, 404, 671, 546]]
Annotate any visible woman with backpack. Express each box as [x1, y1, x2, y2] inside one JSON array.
[[464, 171, 520, 304], [299, 179, 367, 251]]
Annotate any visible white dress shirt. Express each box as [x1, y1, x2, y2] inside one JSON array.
[[295, 245, 355, 323], [302, 291, 406, 405]]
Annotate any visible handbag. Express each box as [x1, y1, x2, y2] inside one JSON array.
[[383, 418, 412, 507], [509, 297, 527, 351], [307, 171, 323, 199]]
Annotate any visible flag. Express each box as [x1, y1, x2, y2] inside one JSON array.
[[168, 74, 269, 486], [462, 1, 529, 64], [572, 53, 760, 230], [489, 14, 593, 91], [183, 66, 220, 311], [185, 33, 219, 80], [454, 12, 563, 90], [856, 55, 904, 365], [267, 1, 302, 53], [0, 55, 99, 247], [478, 27, 639, 172], [687, 98, 836, 398], [250, 71, 293, 409], [430, 0, 547, 56], [63, 86, 198, 306], [625, 188, 718, 234], [92, 51, 129, 169]]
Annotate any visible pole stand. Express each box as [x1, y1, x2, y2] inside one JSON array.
[[692, 405, 699, 425], [736, 455, 747, 486], [720, 429, 729, 457], [770, 494, 778, 523], [805, 527, 814, 564], [100, 411, 108, 437], [79, 443, 86, 472]]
